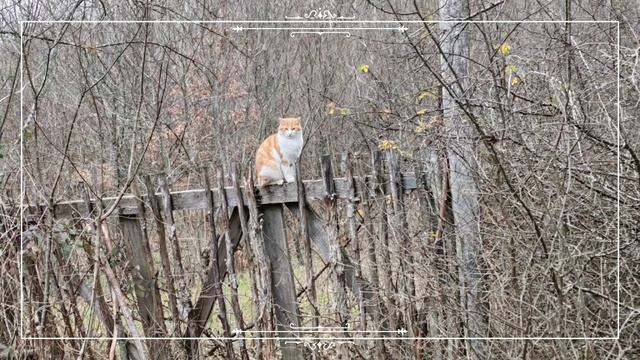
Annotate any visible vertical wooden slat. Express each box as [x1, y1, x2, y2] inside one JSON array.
[[355, 158, 381, 292], [342, 153, 366, 336], [143, 175, 180, 333], [413, 161, 443, 360], [355, 159, 386, 359], [230, 163, 263, 359], [119, 181, 167, 340], [372, 150, 397, 332], [157, 175, 196, 357], [321, 154, 350, 358], [217, 167, 249, 360], [78, 183, 115, 337], [244, 171, 275, 359], [386, 149, 416, 335], [199, 166, 235, 360], [385, 149, 417, 358], [295, 163, 319, 331]]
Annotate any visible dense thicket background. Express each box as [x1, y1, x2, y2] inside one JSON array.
[[1, 0, 638, 359]]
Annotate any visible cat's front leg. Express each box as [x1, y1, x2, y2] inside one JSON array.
[[281, 162, 296, 183]]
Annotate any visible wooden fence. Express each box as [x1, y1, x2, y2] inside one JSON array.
[[23, 149, 434, 359]]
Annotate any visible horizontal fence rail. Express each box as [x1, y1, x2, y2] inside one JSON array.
[[25, 172, 424, 220]]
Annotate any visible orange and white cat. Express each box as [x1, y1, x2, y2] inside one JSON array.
[[255, 117, 304, 186]]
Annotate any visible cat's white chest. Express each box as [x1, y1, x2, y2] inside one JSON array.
[[278, 133, 303, 162]]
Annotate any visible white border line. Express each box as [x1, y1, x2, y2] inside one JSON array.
[[19, 19, 24, 341], [19, 19, 621, 342], [21, 20, 617, 23], [23, 337, 620, 341], [616, 18, 621, 339]]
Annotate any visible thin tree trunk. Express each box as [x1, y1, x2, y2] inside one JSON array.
[[439, 0, 488, 358]]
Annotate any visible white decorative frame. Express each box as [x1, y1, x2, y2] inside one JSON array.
[[19, 14, 621, 347]]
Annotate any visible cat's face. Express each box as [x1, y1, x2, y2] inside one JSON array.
[[278, 117, 302, 138]]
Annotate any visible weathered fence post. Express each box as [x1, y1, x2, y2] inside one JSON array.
[[261, 202, 303, 359]]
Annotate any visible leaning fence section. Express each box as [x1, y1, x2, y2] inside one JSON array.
[[21, 149, 436, 359]]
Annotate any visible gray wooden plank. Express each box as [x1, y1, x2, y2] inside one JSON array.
[[40, 173, 421, 219]]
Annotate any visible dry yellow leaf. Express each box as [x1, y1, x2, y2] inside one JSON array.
[[356, 63, 370, 73], [378, 139, 398, 151], [418, 90, 436, 101], [499, 42, 511, 55]]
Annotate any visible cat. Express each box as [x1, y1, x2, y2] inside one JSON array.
[[255, 117, 304, 186]]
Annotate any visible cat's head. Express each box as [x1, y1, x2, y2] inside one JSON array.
[[278, 117, 302, 138]]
